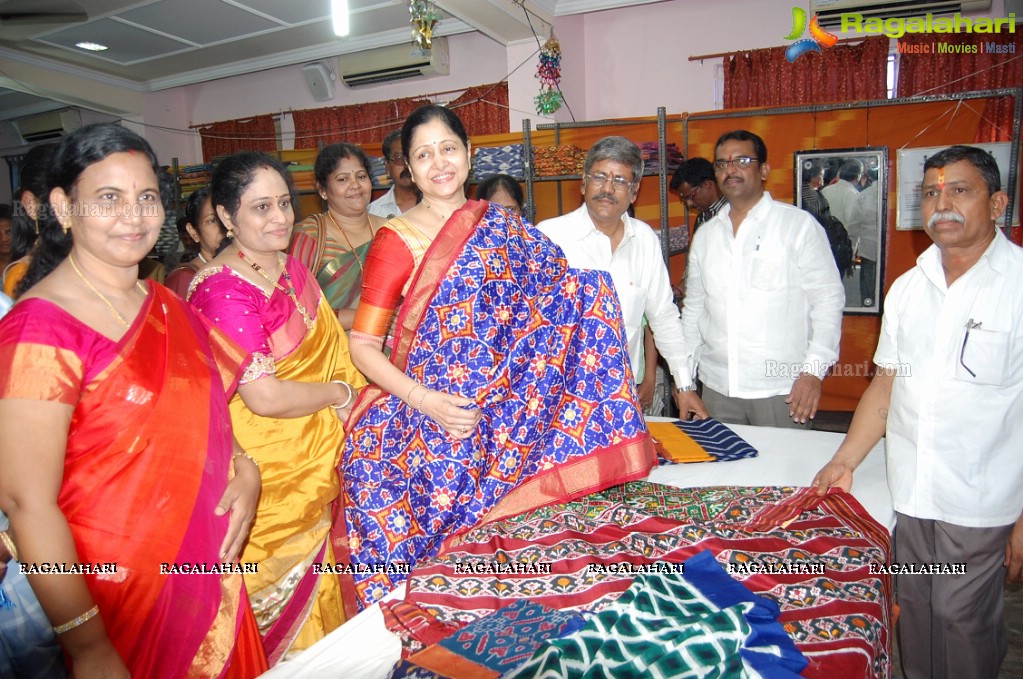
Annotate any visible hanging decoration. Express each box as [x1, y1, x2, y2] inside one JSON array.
[[534, 34, 563, 115], [409, 0, 441, 50]]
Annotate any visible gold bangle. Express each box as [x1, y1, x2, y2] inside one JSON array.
[[330, 380, 355, 410], [417, 388, 429, 412], [406, 383, 422, 408], [53, 604, 99, 634], [233, 451, 258, 468], [0, 530, 18, 562]]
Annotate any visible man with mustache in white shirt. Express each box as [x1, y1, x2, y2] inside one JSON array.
[[813, 145, 1023, 679]]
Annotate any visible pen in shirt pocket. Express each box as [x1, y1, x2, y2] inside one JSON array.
[[755, 235, 761, 251]]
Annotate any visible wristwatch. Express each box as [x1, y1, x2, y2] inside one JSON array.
[[675, 382, 698, 393]]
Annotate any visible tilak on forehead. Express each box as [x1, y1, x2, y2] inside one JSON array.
[[938, 168, 945, 190]]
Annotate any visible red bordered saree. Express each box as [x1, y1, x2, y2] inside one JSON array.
[[0, 284, 267, 678], [334, 200, 656, 615]]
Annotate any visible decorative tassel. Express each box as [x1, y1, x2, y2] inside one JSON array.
[[409, 1, 441, 50], [535, 35, 563, 115]]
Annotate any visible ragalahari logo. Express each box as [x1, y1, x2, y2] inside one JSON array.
[[784, 7, 840, 62]]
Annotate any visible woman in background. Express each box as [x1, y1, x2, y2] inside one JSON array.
[[474, 173, 524, 216], [0, 123, 266, 678], [5, 143, 56, 298], [165, 187, 224, 297], [189, 152, 367, 664], [289, 143, 385, 330]]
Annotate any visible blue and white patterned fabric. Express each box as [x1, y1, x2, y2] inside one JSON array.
[[676, 417, 759, 462], [472, 145, 526, 180]]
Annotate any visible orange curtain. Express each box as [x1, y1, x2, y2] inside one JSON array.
[[724, 37, 889, 108], [291, 82, 510, 152], [197, 115, 277, 163], [896, 33, 1023, 142]]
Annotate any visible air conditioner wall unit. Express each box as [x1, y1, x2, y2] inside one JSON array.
[[340, 37, 450, 88], [809, 0, 994, 27], [16, 109, 82, 142]]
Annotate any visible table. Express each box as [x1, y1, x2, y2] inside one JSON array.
[[262, 424, 893, 678]]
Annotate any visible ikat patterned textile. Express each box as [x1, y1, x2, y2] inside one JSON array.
[[404, 598, 586, 677], [405, 482, 894, 679], [341, 204, 652, 611], [472, 145, 526, 180], [506, 550, 806, 678]]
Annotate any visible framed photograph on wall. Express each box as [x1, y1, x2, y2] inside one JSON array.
[[794, 147, 888, 315]]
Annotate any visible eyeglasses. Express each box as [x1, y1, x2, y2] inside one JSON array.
[[678, 182, 705, 205], [713, 157, 757, 172], [387, 154, 405, 163], [586, 172, 635, 192], [959, 318, 981, 378]]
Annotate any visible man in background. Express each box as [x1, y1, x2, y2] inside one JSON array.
[[682, 130, 844, 427], [821, 158, 863, 233], [369, 129, 420, 218], [813, 145, 1023, 679], [670, 157, 726, 232], [670, 157, 726, 304], [538, 136, 707, 420]]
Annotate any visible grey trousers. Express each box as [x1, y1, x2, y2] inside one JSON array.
[[701, 386, 811, 430], [894, 513, 1013, 679]]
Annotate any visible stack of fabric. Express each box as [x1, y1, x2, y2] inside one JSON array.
[[176, 163, 212, 197], [286, 162, 316, 192], [532, 145, 586, 176], [472, 145, 526, 180], [639, 142, 684, 175], [385, 551, 807, 678], [647, 417, 758, 464], [368, 155, 390, 189], [401, 481, 893, 678]]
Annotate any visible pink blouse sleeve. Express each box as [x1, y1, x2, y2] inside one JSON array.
[[188, 268, 275, 383]]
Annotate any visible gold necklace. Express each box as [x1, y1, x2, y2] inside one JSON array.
[[68, 253, 146, 330], [422, 198, 462, 223], [236, 249, 315, 330], [324, 211, 374, 274]]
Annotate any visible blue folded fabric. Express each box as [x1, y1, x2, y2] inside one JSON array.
[[676, 417, 758, 462]]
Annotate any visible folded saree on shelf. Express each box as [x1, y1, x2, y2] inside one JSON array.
[[404, 481, 894, 679]]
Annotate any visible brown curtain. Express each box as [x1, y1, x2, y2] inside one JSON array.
[[291, 81, 510, 153], [897, 33, 1023, 142], [724, 37, 889, 108], [197, 115, 277, 163]]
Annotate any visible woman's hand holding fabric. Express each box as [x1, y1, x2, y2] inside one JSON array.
[[216, 446, 261, 562], [420, 389, 481, 439]]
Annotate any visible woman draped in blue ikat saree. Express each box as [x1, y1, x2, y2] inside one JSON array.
[[333, 105, 655, 614]]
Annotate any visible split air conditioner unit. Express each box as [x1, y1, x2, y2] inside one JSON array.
[[339, 37, 449, 87], [809, 0, 994, 27], [16, 109, 82, 142]]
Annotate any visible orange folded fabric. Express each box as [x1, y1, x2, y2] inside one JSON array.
[[647, 422, 714, 463]]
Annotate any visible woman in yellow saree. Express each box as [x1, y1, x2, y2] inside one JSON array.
[[189, 152, 367, 664]]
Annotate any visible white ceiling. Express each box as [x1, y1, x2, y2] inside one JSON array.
[[0, 0, 665, 119]]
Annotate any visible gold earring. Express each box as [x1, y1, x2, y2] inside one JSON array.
[[62, 220, 71, 234], [226, 227, 234, 238]]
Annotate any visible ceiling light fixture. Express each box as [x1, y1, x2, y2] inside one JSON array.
[[75, 41, 108, 52], [332, 0, 349, 37]]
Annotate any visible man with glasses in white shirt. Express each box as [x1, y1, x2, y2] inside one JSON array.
[[369, 129, 420, 219], [813, 145, 1023, 679], [537, 136, 708, 420], [682, 130, 844, 427]]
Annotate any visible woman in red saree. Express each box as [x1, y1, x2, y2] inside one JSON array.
[[0, 124, 266, 678], [338, 105, 655, 613]]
